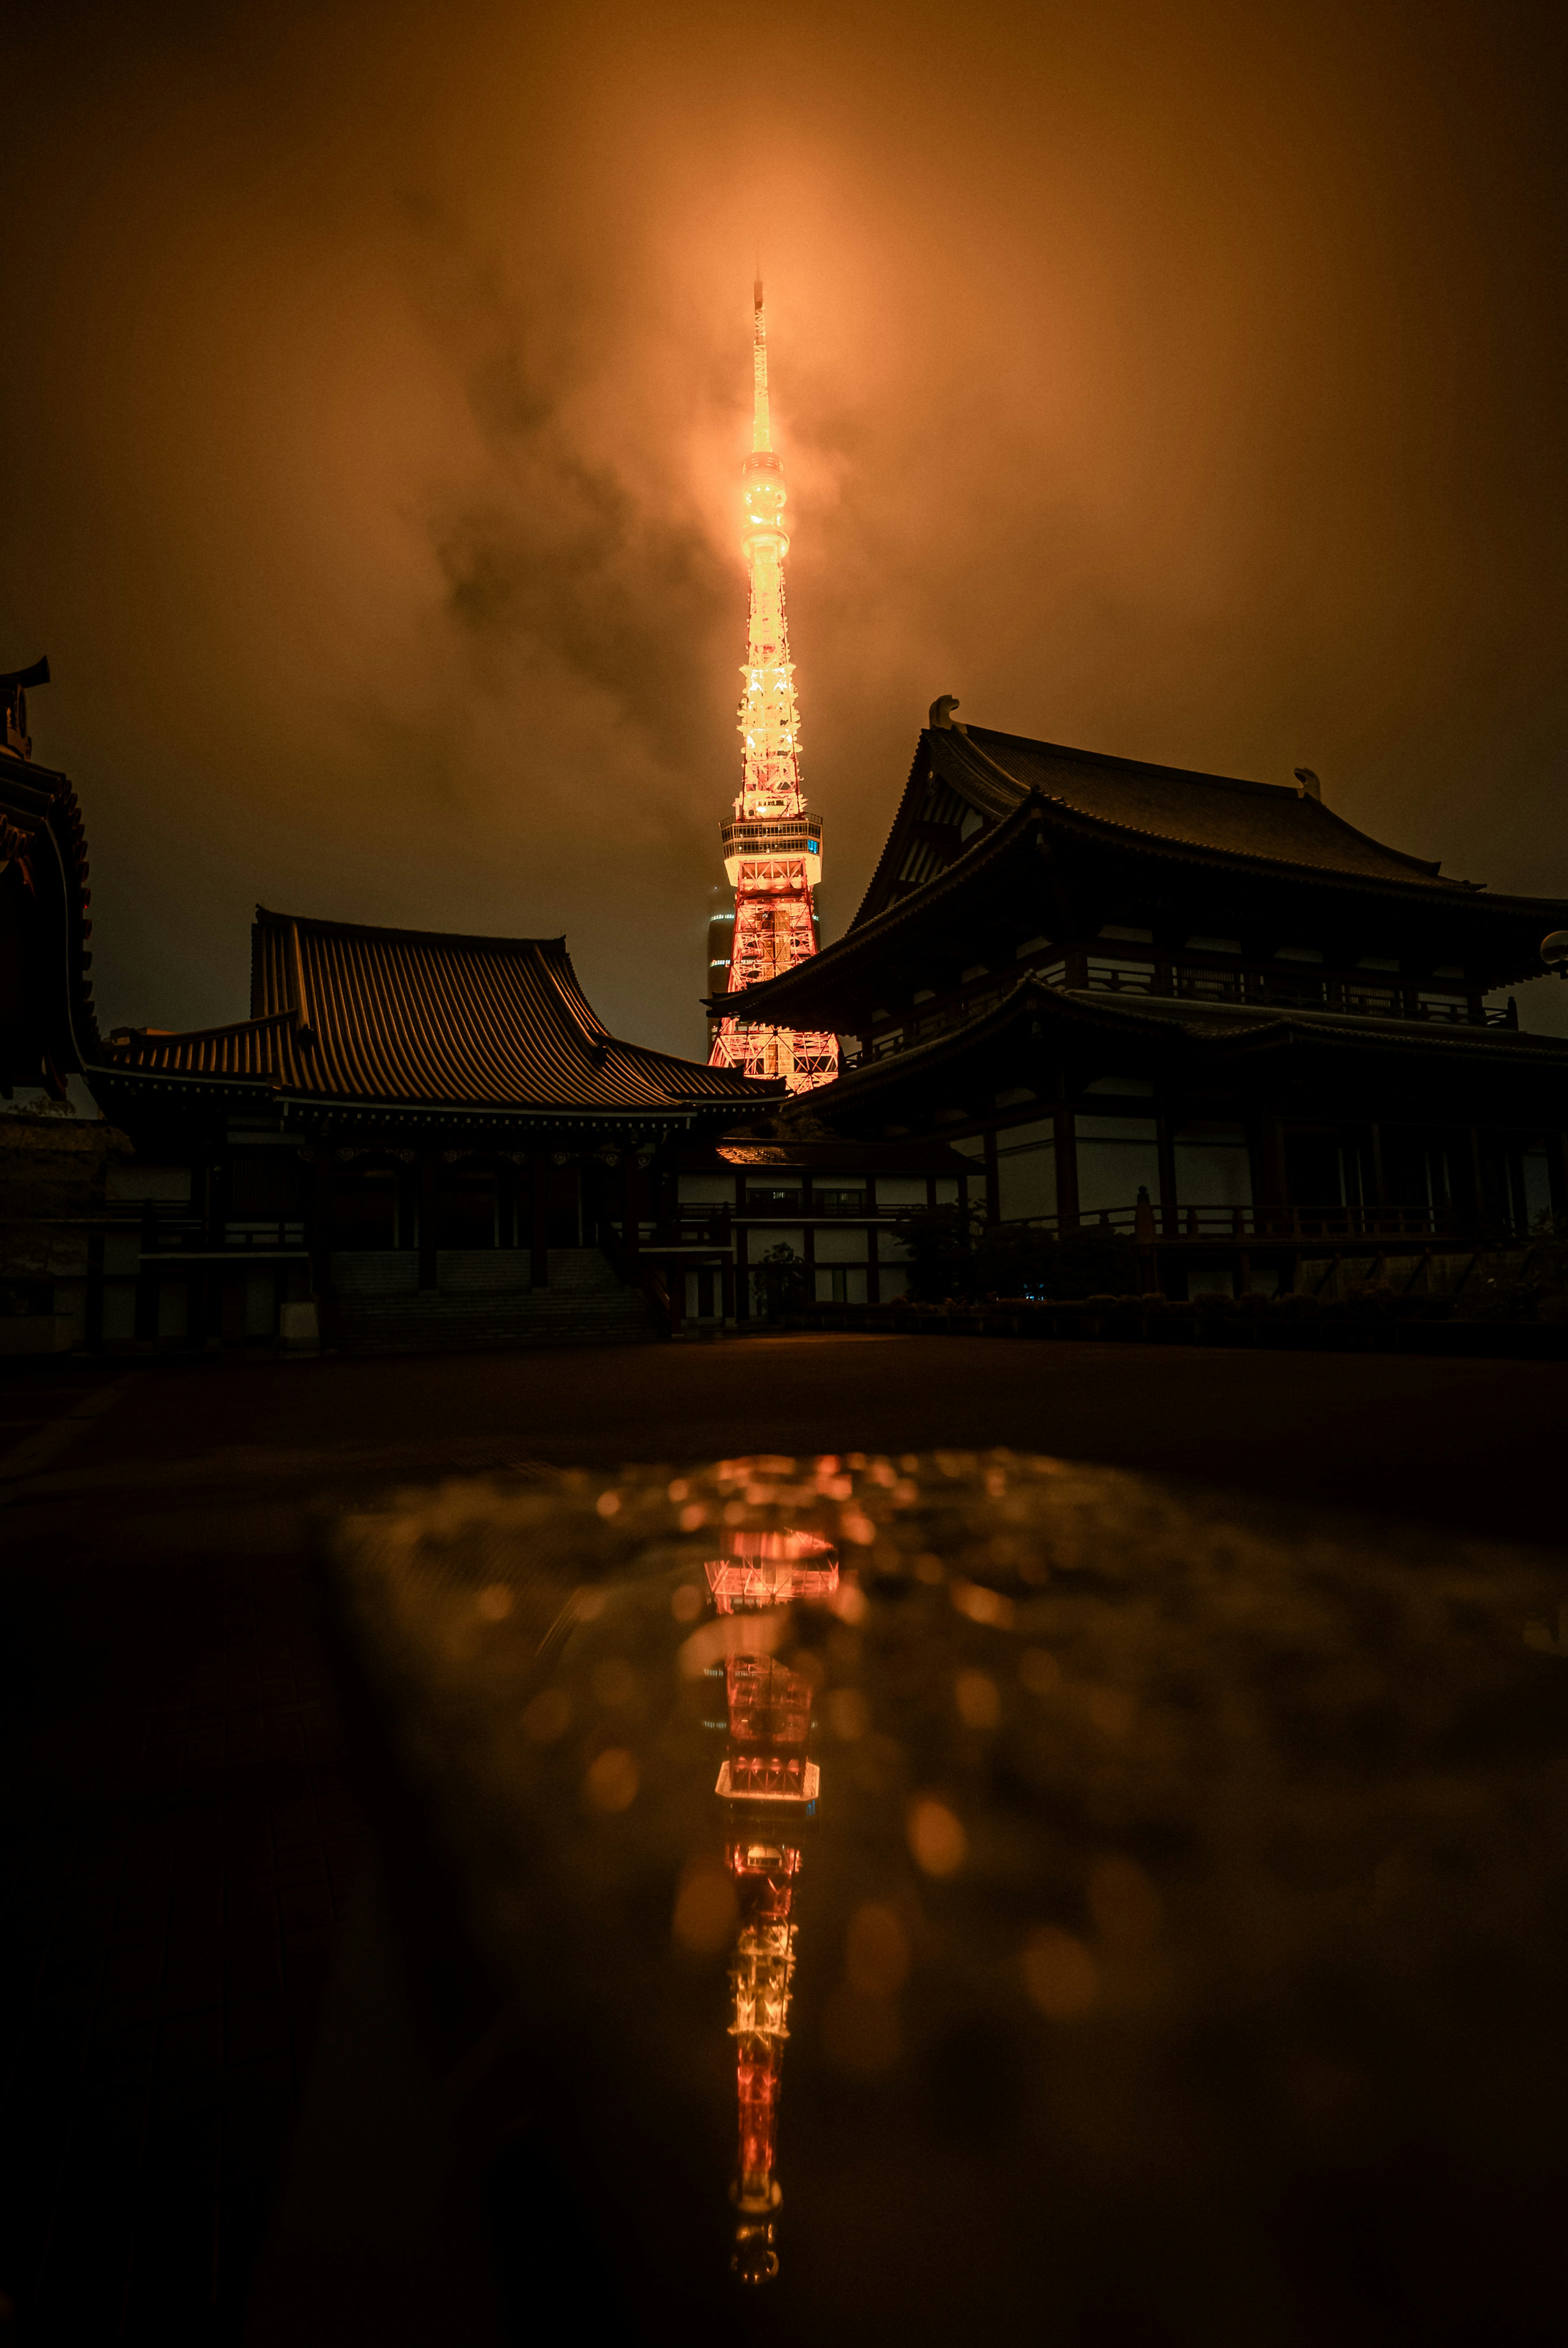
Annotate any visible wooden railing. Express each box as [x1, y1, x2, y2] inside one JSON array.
[[841, 958, 1516, 1067], [1011, 1201, 1470, 1243], [138, 1204, 308, 1254]]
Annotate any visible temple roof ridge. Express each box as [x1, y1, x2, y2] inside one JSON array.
[[940, 722, 1452, 886]]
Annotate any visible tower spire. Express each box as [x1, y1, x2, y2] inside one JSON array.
[[752, 277, 771, 452], [708, 283, 838, 1093]]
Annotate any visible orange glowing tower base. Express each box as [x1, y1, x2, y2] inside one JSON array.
[[708, 283, 838, 1094]]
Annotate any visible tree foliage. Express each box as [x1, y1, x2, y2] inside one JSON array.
[[889, 1207, 1142, 1302]]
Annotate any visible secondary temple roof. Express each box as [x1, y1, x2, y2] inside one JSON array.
[[806, 972, 1568, 1138], [100, 907, 773, 1125]]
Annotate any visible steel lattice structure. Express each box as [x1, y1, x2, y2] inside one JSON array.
[[708, 283, 839, 1092]]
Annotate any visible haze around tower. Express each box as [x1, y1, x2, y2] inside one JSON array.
[[3, 0, 1566, 1052]]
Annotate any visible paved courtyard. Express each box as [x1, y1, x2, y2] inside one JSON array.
[[1, 1333, 1563, 2341]]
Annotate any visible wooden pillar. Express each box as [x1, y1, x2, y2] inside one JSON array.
[[309, 1152, 332, 1303], [84, 1230, 104, 1352], [134, 1201, 158, 1341], [1257, 1110, 1288, 1239], [622, 1151, 640, 1261], [1156, 1112, 1178, 1241], [201, 1266, 224, 1349], [1052, 1097, 1079, 1232], [1550, 1128, 1568, 1222], [419, 1151, 438, 1291], [981, 1127, 1000, 1226], [530, 1151, 550, 1287], [721, 1253, 737, 1328], [497, 1159, 515, 1251], [1466, 1125, 1486, 1243]]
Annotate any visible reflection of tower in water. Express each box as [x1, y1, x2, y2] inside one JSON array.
[[706, 1529, 838, 2284]]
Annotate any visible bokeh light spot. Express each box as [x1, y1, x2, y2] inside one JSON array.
[[908, 1796, 967, 1877], [584, 1746, 639, 1812], [522, 1687, 571, 1743], [846, 1902, 910, 1994], [1023, 1927, 1099, 2020], [955, 1669, 1001, 1730]]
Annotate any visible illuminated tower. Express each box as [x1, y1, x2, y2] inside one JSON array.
[[708, 282, 839, 1092]]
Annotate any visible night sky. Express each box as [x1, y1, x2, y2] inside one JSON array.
[[5, 0, 1566, 1057]]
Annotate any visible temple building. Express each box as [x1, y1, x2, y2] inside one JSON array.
[[2, 681, 779, 1352], [10, 646, 1568, 1346], [714, 704, 1568, 1299]]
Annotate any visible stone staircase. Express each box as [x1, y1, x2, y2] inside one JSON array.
[[325, 1248, 661, 1357]]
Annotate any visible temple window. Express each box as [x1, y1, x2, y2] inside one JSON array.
[[1086, 954, 1156, 994], [872, 1175, 928, 1207], [1173, 1123, 1253, 1209], [996, 1121, 1056, 1223], [1076, 1114, 1160, 1219]]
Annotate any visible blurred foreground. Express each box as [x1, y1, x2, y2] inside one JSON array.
[[1, 1334, 1564, 2341]]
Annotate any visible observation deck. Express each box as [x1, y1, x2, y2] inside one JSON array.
[[721, 811, 824, 888]]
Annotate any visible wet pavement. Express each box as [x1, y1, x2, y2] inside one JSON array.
[[1, 1334, 1564, 2341]]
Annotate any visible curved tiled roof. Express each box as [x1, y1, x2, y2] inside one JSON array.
[[944, 726, 1455, 890], [103, 907, 772, 1118], [722, 720, 1568, 1034]]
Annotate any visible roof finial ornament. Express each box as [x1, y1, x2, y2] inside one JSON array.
[[1294, 766, 1321, 801], [929, 694, 965, 733]]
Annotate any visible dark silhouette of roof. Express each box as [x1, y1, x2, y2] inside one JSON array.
[[103, 906, 773, 1119], [848, 724, 1474, 937], [0, 754, 99, 1095], [717, 721, 1567, 1033], [935, 723, 1452, 887]]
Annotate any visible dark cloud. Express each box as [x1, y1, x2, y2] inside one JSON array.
[[3, 0, 1566, 1056]]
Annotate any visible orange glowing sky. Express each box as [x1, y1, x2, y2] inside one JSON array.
[[5, 0, 1567, 1051]]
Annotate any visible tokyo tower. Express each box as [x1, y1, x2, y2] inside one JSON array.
[[707, 281, 839, 1092]]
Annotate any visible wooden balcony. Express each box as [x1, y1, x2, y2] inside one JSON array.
[[1022, 1201, 1472, 1244], [841, 956, 1518, 1067]]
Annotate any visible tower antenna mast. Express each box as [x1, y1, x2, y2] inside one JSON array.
[[708, 280, 838, 1092]]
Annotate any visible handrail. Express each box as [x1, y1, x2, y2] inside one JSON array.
[[1000, 1201, 1476, 1242], [841, 954, 1505, 1064]]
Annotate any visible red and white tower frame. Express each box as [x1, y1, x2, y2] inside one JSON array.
[[708, 283, 839, 1092]]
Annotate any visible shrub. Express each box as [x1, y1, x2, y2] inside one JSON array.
[[981, 1224, 1140, 1301], [887, 1204, 985, 1302], [751, 1242, 805, 1317]]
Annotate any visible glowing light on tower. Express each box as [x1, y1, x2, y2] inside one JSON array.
[[708, 282, 839, 1092]]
